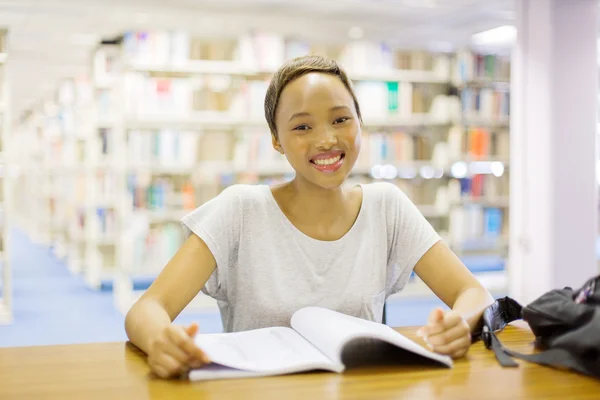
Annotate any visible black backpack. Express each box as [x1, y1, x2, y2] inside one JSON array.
[[477, 274, 600, 379]]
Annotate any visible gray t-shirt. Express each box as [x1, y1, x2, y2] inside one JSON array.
[[181, 182, 440, 332]]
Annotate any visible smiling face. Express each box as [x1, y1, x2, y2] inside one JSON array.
[[272, 72, 362, 190]]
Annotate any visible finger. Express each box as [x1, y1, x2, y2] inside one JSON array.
[[442, 311, 463, 329], [420, 309, 465, 338], [185, 323, 199, 337], [189, 358, 207, 369], [428, 308, 445, 325], [421, 308, 447, 335], [183, 337, 211, 364], [168, 326, 210, 363], [156, 353, 186, 376], [184, 323, 210, 363], [149, 354, 182, 379], [421, 322, 446, 337], [427, 321, 470, 347], [451, 348, 469, 359], [162, 340, 192, 365], [151, 364, 172, 379], [431, 335, 471, 355]]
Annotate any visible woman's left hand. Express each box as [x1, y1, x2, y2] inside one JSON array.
[[417, 308, 472, 359]]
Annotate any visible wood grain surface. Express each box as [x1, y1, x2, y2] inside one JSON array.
[[1, 323, 598, 400]]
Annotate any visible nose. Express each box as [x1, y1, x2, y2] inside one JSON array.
[[315, 127, 338, 150]]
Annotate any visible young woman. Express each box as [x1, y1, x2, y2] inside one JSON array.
[[125, 55, 495, 379]]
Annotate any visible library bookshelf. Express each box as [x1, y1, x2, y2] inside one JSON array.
[[15, 31, 511, 315]]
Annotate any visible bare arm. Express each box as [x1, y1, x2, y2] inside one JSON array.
[[414, 241, 495, 333], [125, 233, 217, 355]]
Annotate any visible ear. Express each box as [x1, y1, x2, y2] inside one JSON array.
[[271, 134, 284, 154]]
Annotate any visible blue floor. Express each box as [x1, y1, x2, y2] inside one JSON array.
[[0, 229, 445, 348]]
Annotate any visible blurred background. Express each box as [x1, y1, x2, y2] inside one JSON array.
[[0, 0, 596, 347]]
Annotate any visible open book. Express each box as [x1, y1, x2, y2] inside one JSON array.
[[189, 307, 452, 381]]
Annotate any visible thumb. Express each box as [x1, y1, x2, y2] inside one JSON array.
[[185, 323, 199, 337], [417, 308, 446, 338], [428, 308, 445, 325]]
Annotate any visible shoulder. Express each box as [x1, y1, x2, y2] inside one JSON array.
[[214, 184, 272, 209], [362, 182, 408, 204], [182, 184, 269, 226], [217, 184, 265, 200]]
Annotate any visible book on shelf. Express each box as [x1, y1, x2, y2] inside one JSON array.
[[118, 29, 451, 78], [231, 128, 286, 171], [0, 32, 6, 55], [69, 206, 117, 242], [88, 171, 117, 202], [94, 207, 116, 237], [454, 50, 510, 85], [460, 87, 509, 122], [93, 44, 121, 85], [189, 306, 451, 381], [129, 220, 185, 273], [96, 89, 113, 120], [127, 129, 199, 168], [449, 205, 505, 247], [98, 30, 457, 124], [445, 125, 510, 161], [120, 72, 454, 123], [127, 172, 197, 212]]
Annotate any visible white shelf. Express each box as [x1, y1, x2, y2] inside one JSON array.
[[363, 114, 451, 127], [134, 208, 189, 223], [91, 236, 116, 246], [69, 230, 116, 246], [462, 116, 510, 127], [457, 79, 510, 89], [349, 69, 449, 84], [0, 303, 12, 325], [126, 60, 274, 76], [94, 78, 117, 90], [124, 114, 264, 130], [128, 165, 197, 175], [126, 60, 449, 84], [232, 164, 295, 176], [417, 205, 447, 218], [456, 196, 510, 208], [97, 118, 117, 128], [85, 267, 116, 291], [124, 114, 451, 130]]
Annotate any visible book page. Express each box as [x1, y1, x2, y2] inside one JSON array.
[[189, 364, 269, 381], [193, 326, 340, 376], [291, 307, 452, 368]]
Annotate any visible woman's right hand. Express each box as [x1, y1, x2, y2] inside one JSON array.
[[147, 323, 211, 379]]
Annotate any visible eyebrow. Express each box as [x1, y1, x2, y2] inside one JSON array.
[[288, 106, 351, 122], [330, 105, 351, 113], [288, 112, 310, 122]]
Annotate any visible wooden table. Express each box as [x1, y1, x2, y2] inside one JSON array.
[[1, 323, 598, 400]]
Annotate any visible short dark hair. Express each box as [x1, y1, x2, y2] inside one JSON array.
[[264, 55, 363, 139]]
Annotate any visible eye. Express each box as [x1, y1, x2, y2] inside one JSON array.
[[334, 116, 351, 124], [293, 124, 311, 131]]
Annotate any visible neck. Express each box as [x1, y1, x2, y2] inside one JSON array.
[[284, 177, 349, 223]]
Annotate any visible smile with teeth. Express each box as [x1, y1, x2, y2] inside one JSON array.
[[312, 155, 342, 165]]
